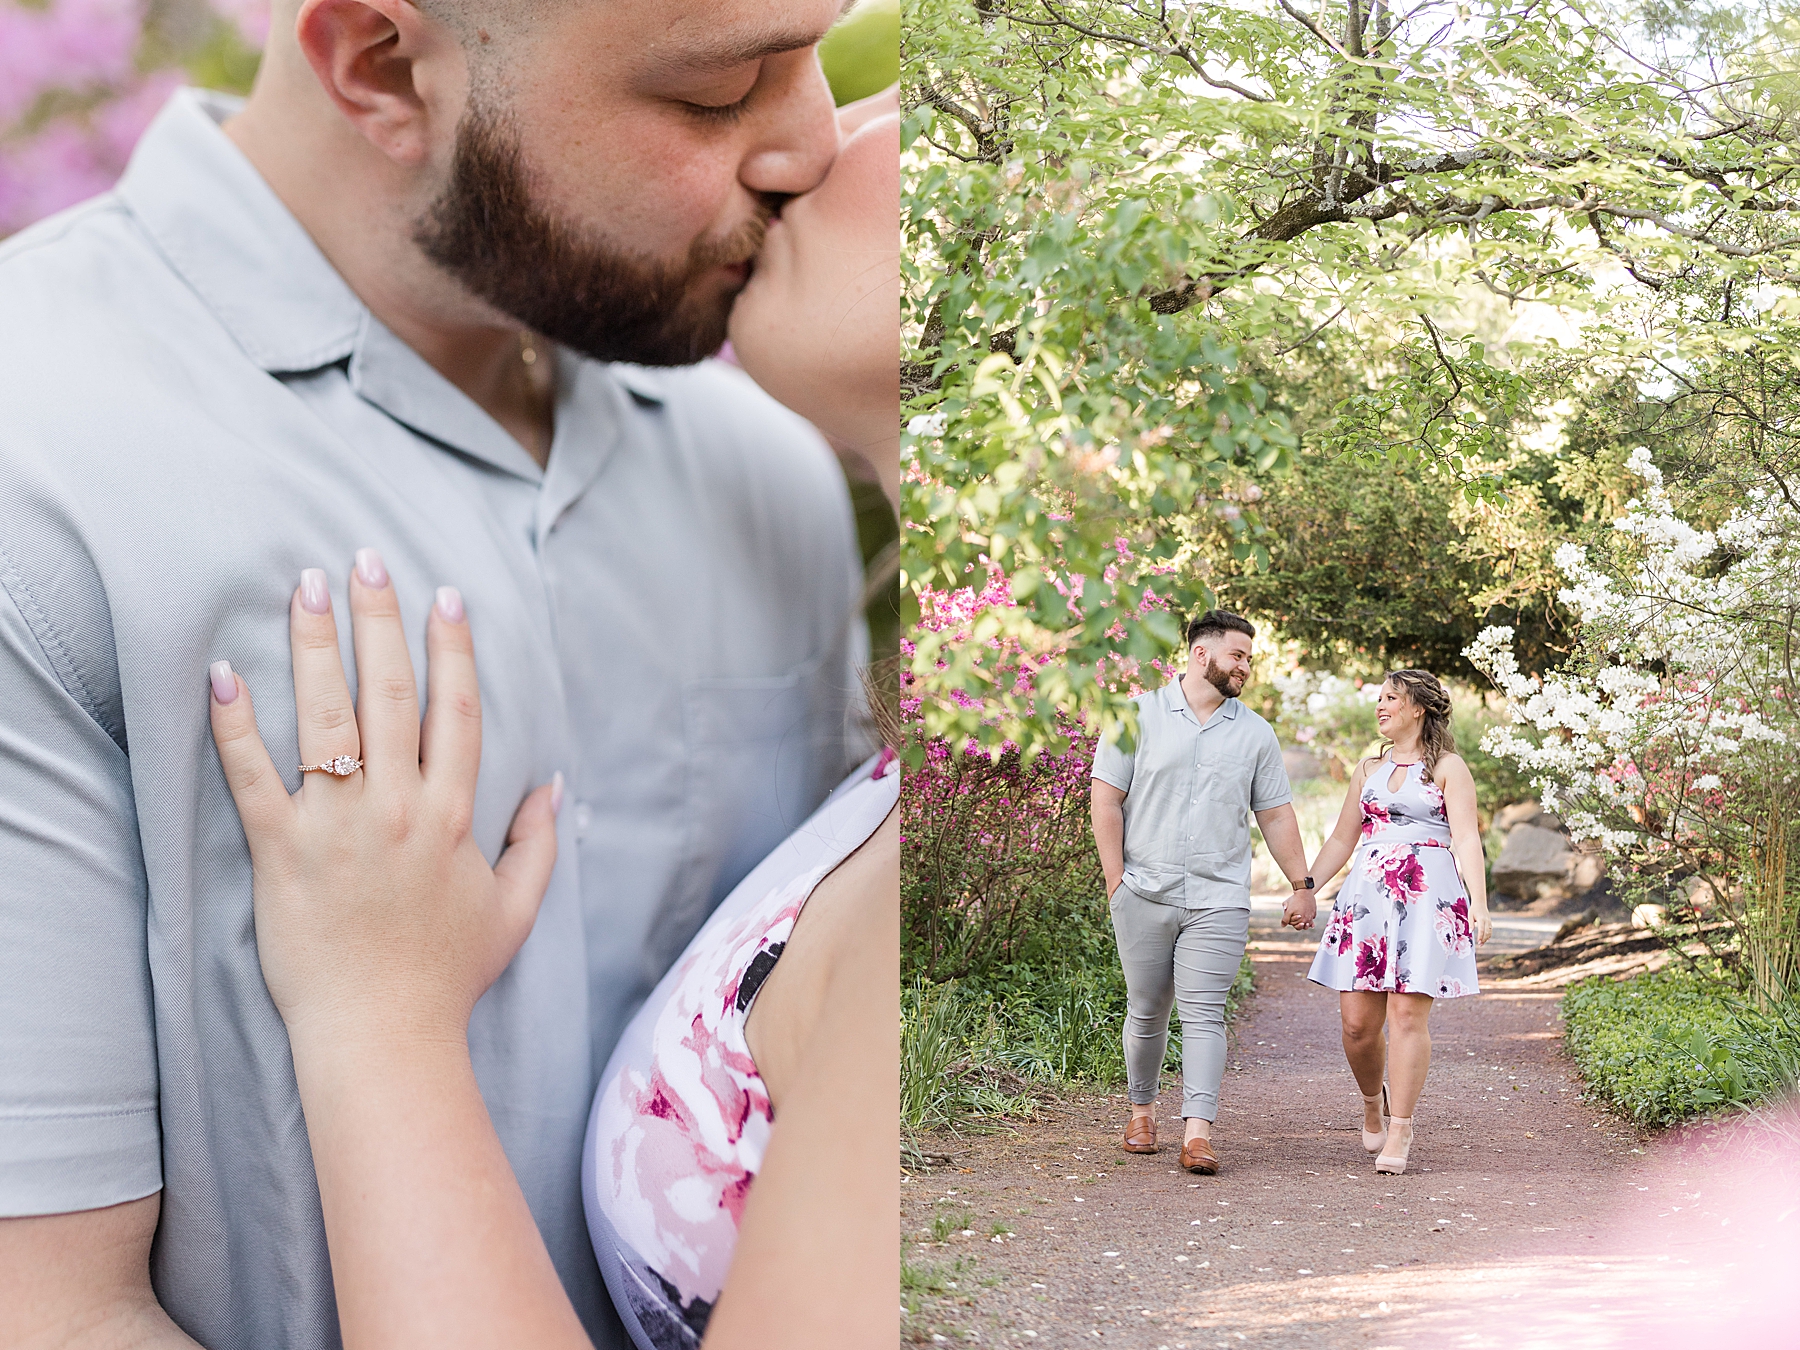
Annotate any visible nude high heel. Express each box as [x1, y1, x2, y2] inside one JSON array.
[[1360, 1085, 1390, 1154], [1375, 1116, 1413, 1174]]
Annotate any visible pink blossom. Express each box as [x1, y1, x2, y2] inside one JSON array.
[[1352, 935, 1388, 988], [0, 70, 177, 234], [0, 0, 142, 127], [1380, 851, 1428, 899]]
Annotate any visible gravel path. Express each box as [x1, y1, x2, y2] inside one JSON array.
[[901, 927, 1692, 1349]]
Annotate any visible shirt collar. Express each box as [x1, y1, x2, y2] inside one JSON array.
[[114, 87, 661, 489], [1164, 678, 1238, 725], [117, 89, 363, 376]]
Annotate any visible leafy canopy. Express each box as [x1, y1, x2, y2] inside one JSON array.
[[903, 0, 1800, 754]]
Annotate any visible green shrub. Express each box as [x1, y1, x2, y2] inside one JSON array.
[[902, 952, 1256, 1135], [1562, 967, 1800, 1128]]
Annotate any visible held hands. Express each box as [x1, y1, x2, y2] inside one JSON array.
[[207, 553, 560, 1051], [1281, 889, 1317, 930]]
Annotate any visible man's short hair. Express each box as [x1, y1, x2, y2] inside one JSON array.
[[1185, 609, 1256, 647]]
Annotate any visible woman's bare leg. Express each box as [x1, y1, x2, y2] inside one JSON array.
[[1340, 991, 1388, 1132], [1384, 992, 1434, 1118]]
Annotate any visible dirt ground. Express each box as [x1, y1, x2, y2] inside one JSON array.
[[899, 925, 1776, 1349]]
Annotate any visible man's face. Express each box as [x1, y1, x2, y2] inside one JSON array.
[[415, 0, 844, 365], [1194, 632, 1254, 698]]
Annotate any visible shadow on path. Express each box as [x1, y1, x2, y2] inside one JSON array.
[[901, 926, 1688, 1348]]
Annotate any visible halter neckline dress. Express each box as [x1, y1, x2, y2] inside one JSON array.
[[1307, 754, 1480, 999]]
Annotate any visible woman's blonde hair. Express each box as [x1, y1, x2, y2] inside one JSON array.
[[1382, 669, 1455, 782]]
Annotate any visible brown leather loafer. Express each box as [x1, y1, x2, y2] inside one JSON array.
[[1121, 1114, 1157, 1154], [1179, 1136, 1219, 1175]]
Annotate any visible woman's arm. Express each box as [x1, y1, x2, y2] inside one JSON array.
[[1436, 755, 1493, 945], [708, 807, 899, 1349], [209, 564, 589, 1350], [1304, 759, 1374, 889]]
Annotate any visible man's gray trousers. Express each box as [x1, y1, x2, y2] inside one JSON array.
[[1108, 883, 1250, 1121]]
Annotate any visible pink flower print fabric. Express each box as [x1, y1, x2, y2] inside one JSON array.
[[1322, 901, 1366, 956], [582, 753, 900, 1350], [1435, 893, 1475, 958], [1370, 848, 1428, 905], [1353, 934, 1389, 987], [588, 875, 810, 1344], [1308, 757, 1479, 1000], [1359, 799, 1391, 840]]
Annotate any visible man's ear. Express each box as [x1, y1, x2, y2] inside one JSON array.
[[295, 0, 464, 166]]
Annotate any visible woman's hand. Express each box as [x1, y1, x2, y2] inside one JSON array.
[[1471, 905, 1494, 947], [207, 551, 559, 1053]]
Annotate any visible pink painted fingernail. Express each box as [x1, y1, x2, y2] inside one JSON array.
[[355, 547, 388, 589], [299, 568, 330, 615], [210, 660, 238, 704], [436, 585, 464, 623], [551, 771, 565, 815]]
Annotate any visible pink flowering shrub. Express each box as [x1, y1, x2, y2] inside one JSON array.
[[900, 572, 1114, 981], [0, 0, 266, 236]]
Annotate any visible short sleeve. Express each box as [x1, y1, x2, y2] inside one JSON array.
[[1249, 724, 1294, 812], [1091, 718, 1136, 793], [0, 580, 160, 1216]]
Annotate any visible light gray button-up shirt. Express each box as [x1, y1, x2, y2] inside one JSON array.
[[0, 89, 864, 1350], [1091, 681, 1292, 908]]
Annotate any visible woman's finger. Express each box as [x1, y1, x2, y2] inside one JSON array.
[[208, 661, 296, 845], [291, 568, 360, 775], [346, 548, 421, 781], [491, 777, 562, 951], [420, 587, 482, 813]]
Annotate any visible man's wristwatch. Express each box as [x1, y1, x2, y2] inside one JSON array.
[[1291, 876, 1315, 891]]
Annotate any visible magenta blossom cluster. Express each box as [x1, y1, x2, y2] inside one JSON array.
[[0, 0, 268, 236], [901, 571, 1109, 975]]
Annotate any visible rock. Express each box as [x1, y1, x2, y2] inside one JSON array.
[[1493, 799, 1567, 833], [1571, 850, 1606, 891], [1494, 800, 1545, 831], [1490, 824, 1582, 906], [1282, 747, 1325, 782], [1632, 903, 1668, 929], [1554, 909, 1599, 943]]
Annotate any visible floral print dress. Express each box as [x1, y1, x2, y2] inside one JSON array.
[[580, 749, 899, 1350], [1307, 756, 1479, 999]]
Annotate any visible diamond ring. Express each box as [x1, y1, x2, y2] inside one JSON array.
[[299, 755, 363, 777]]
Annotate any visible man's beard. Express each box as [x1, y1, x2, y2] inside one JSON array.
[[413, 100, 767, 366], [1204, 658, 1245, 698]]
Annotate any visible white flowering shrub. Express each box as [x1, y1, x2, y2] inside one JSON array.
[[1272, 669, 1382, 770], [1466, 450, 1800, 993]]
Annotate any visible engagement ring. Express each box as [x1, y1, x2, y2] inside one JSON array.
[[299, 756, 363, 777]]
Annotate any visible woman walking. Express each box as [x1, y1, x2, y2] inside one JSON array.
[[1299, 670, 1492, 1174]]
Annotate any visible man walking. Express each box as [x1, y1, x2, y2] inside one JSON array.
[[1090, 611, 1313, 1174]]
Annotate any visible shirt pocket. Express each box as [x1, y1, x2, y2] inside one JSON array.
[[657, 655, 843, 974], [1191, 773, 1251, 875]]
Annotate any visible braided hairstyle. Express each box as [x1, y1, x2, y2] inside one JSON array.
[[1382, 669, 1455, 783]]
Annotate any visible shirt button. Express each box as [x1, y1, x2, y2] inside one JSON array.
[[573, 801, 593, 837]]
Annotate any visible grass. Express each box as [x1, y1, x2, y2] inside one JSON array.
[[1563, 965, 1800, 1128], [902, 949, 1257, 1137], [900, 1247, 978, 1342], [927, 1208, 976, 1241]]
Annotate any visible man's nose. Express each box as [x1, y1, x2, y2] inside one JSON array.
[[738, 55, 840, 198]]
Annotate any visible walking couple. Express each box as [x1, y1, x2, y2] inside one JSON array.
[[1090, 611, 1495, 1178]]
